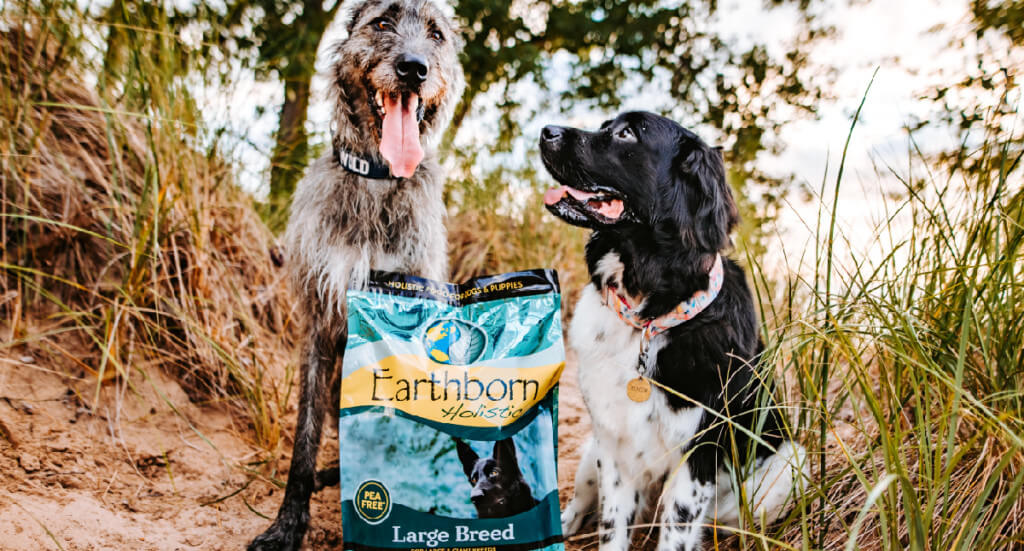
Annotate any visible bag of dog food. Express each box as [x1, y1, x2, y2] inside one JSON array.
[[340, 270, 565, 551]]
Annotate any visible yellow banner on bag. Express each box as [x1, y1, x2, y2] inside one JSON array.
[[341, 354, 564, 427]]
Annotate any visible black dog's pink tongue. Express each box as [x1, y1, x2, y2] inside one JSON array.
[[543, 186, 569, 205], [544, 186, 598, 205], [543, 186, 625, 219], [380, 94, 423, 178]]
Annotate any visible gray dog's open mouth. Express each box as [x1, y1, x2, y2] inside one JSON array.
[[370, 89, 425, 123], [367, 86, 427, 178], [543, 185, 626, 224]]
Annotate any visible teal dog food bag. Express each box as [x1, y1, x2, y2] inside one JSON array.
[[340, 270, 565, 551]]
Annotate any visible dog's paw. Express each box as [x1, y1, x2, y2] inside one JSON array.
[[248, 510, 309, 551], [561, 506, 584, 536]]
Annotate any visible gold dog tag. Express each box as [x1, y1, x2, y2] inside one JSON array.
[[626, 377, 651, 402]]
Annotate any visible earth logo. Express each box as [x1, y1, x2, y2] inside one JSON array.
[[423, 319, 486, 365]]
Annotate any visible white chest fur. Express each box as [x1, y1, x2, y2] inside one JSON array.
[[569, 282, 704, 483]]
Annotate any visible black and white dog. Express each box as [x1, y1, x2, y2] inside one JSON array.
[[540, 111, 806, 551], [455, 438, 539, 518]]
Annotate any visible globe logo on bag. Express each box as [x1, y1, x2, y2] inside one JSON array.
[[423, 319, 486, 365]]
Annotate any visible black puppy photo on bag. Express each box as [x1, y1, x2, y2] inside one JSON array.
[[455, 438, 540, 519]]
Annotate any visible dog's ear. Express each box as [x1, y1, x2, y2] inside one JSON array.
[[454, 439, 479, 478], [492, 438, 520, 474], [677, 142, 739, 251]]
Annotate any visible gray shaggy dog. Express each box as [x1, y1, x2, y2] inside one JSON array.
[[249, 1, 464, 549]]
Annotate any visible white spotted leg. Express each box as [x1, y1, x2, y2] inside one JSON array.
[[561, 437, 599, 535], [596, 448, 641, 551], [656, 462, 713, 551]]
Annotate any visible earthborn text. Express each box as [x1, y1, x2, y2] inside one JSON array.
[[371, 366, 540, 403]]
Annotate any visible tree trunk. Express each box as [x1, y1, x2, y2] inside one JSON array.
[[268, 72, 313, 206], [265, 0, 343, 218]]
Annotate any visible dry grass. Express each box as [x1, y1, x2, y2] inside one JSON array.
[[448, 201, 589, 317], [0, 17, 298, 451]]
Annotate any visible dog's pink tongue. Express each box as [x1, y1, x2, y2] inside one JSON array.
[[380, 94, 423, 178], [544, 186, 569, 205]]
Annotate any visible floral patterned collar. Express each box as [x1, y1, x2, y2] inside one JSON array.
[[602, 253, 725, 372]]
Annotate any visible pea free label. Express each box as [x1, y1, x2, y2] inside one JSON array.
[[354, 480, 391, 524]]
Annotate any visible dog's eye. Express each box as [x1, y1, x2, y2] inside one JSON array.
[[430, 29, 445, 42], [470, 475, 477, 484], [615, 126, 635, 141], [373, 18, 393, 31], [488, 468, 499, 478]]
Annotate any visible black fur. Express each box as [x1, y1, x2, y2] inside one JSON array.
[[540, 111, 787, 485], [454, 438, 539, 518]]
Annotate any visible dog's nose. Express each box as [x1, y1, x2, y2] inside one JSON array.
[[396, 53, 429, 89], [541, 125, 565, 143]]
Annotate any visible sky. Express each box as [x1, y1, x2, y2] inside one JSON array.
[[197, 0, 1020, 268]]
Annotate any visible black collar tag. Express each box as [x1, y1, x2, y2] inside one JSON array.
[[334, 145, 393, 179]]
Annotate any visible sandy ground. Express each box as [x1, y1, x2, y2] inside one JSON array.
[[0, 345, 595, 551]]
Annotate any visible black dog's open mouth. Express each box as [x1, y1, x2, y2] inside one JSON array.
[[543, 185, 627, 225]]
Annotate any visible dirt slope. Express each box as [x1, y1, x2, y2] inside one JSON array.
[[0, 346, 592, 551]]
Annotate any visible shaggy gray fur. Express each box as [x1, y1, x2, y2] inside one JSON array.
[[249, 2, 463, 549]]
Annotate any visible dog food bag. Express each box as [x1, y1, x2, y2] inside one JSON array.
[[340, 270, 566, 551]]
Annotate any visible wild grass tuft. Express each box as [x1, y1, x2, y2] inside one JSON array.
[[447, 193, 590, 317], [751, 100, 1024, 549], [0, 2, 297, 451]]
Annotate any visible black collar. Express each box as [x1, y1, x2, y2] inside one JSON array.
[[333, 145, 393, 179]]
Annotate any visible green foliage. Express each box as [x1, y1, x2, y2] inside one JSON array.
[[100, 0, 203, 129], [972, 0, 1024, 46], [106, 0, 346, 210], [448, 0, 832, 257], [915, 0, 1023, 184], [208, 0, 342, 205]]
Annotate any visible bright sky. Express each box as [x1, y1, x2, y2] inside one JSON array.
[[753, 0, 1019, 270]]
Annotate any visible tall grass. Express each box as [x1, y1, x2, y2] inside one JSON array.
[[0, 2, 297, 451], [750, 104, 1024, 549]]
